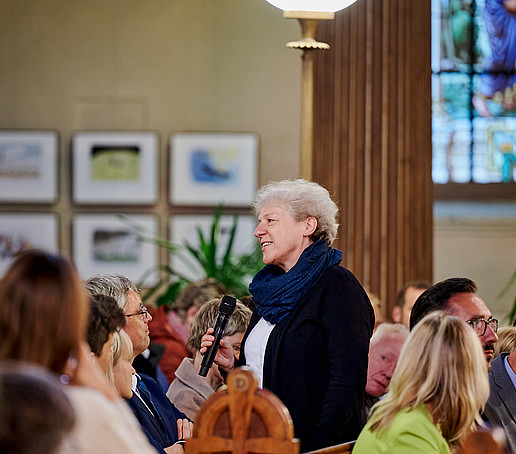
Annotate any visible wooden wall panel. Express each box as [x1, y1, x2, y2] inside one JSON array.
[[312, 0, 432, 319]]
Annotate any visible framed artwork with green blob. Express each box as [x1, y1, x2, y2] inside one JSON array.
[[72, 131, 158, 204]]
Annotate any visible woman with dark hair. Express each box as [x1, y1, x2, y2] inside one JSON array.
[[202, 179, 374, 451], [0, 249, 155, 454]]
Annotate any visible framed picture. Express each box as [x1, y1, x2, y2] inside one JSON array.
[[0, 130, 58, 202], [170, 132, 258, 206], [72, 131, 158, 204], [73, 214, 159, 285], [170, 214, 258, 281], [0, 213, 59, 277]]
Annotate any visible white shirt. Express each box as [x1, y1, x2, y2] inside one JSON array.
[[244, 317, 275, 388]]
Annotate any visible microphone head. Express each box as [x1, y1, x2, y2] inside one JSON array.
[[219, 295, 237, 316]]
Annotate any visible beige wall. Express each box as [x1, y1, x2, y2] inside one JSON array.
[[2, 1, 515, 315], [434, 214, 516, 326], [0, 0, 301, 257]]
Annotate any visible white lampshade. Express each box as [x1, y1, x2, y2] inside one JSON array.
[[264, 0, 357, 13]]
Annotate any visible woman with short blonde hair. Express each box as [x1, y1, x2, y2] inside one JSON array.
[[354, 312, 490, 453]]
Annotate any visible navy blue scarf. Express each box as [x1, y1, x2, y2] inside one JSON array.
[[249, 240, 342, 324]]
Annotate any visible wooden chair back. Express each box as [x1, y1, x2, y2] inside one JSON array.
[[185, 367, 300, 454], [461, 426, 506, 454], [303, 441, 355, 454]]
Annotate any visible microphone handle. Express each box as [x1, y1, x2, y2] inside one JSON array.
[[199, 313, 230, 377]]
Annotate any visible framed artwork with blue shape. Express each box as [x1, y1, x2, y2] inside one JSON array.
[[170, 132, 258, 206]]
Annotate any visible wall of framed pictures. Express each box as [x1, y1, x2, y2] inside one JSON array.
[[0, 129, 259, 284]]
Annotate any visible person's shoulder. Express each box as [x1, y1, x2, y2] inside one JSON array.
[[389, 406, 449, 450], [320, 263, 361, 285], [61, 387, 156, 454]]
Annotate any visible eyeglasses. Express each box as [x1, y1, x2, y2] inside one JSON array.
[[466, 317, 498, 336], [126, 304, 150, 321]]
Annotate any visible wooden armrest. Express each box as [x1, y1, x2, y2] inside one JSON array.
[[303, 441, 356, 454]]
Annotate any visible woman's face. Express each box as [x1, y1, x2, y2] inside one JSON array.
[[113, 346, 135, 399], [254, 203, 315, 272]]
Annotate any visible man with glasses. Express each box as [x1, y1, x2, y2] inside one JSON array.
[[86, 274, 192, 454], [409, 277, 498, 368]]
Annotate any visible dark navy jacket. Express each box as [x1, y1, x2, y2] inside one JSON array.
[[127, 373, 187, 453]]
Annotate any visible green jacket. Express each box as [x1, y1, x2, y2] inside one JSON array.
[[353, 404, 450, 454]]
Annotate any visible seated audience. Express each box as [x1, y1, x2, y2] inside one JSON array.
[[85, 273, 193, 454], [150, 278, 227, 383], [362, 323, 409, 421], [391, 280, 430, 327], [0, 361, 75, 454], [483, 338, 516, 453], [167, 297, 252, 420], [86, 293, 126, 380], [354, 312, 490, 454], [0, 249, 156, 454], [409, 277, 498, 369]]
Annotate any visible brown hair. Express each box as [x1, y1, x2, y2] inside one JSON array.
[[172, 278, 227, 317], [0, 249, 89, 375], [86, 294, 126, 356], [187, 297, 251, 351]]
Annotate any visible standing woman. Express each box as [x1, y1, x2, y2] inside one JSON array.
[[353, 312, 490, 454], [0, 249, 156, 454], [203, 179, 374, 451]]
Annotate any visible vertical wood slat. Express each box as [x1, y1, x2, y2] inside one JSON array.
[[312, 0, 432, 319]]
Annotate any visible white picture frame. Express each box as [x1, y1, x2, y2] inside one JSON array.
[[0, 130, 58, 202], [0, 213, 59, 276], [73, 214, 159, 285], [169, 214, 259, 281], [170, 132, 258, 206], [72, 131, 159, 204]]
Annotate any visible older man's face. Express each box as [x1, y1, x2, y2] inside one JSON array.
[[123, 289, 152, 357], [365, 333, 406, 397], [447, 292, 498, 366]]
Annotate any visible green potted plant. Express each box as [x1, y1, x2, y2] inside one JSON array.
[[122, 207, 263, 307]]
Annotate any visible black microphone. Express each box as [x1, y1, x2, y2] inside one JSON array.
[[199, 295, 237, 377]]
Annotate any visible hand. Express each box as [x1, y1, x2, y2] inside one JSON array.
[[176, 418, 193, 440], [200, 328, 236, 373], [164, 445, 184, 454]]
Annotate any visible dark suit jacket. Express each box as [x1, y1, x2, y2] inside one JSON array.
[[239, 264, 374, 452], [127, 373, 187, 453], [483, 353, 516, 454]]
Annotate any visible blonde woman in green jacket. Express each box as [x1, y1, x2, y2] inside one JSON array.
[[354, 312, 490, 454]]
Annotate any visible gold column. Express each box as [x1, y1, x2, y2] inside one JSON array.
[[283, 11, 334, 180]]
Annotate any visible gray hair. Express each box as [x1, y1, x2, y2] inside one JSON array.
[[371, 322, 409, 346], [187, 298, 252, 351], [254, 179, 339, 244], [85, 273, 138, 312]]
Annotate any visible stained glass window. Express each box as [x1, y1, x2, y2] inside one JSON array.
[[432, 0, 516, 190]]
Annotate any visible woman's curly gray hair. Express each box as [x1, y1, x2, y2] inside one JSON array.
[[253, 179, 339, 245]]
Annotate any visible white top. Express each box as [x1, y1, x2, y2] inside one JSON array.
[[59, 386, 156, 454], [244, 317, 275, 388]]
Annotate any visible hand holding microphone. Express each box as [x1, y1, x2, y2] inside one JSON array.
[[199, 295, 237, 377]]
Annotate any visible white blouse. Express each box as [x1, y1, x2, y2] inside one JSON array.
[[244, 317, 275, 388]]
